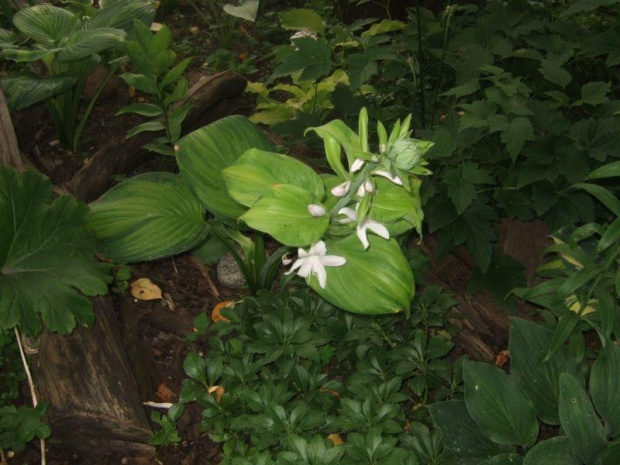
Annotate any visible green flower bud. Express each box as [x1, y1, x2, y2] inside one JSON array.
[[388, 139, 422, 171]]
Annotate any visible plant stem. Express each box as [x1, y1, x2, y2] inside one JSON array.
[[14, 327, 45, 465], [416, 0, 426, 129]]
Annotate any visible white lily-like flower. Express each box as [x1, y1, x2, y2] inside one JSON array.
[[350, 158, 365, 173], [331, 180, 351, 197], [282, 254, 293, 266], [308, 204, 327, 217], [337, 207, 390, 249], [356, 179, 374, 197], [373, 169, 403, 186], [286, 241, 346, 289]]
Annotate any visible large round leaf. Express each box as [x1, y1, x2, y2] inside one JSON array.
[[88, 172, 209, 263], [57, 28, 126, 62], [223, 149, 324, 208], [306, 235, 414, 314], [240, 184, 328, 247], [0, 167, 110, 336], [85, 0, 156, 35], [13, 5, 75, 47], [176, 116, 275, 219], [370, 177, 417, 223]]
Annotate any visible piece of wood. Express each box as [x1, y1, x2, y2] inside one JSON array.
[[68, 70, 249, 203], [0, 88, 31, 171], [34, 295, 155, 455]]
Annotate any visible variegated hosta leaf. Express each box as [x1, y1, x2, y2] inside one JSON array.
[[85, 0, 156, 35], [88, 172, 210, 263], [12, 4, 75, 47], [307, 235, 414, 314], [0, 167, 110, 336], [223, 148, 325, 208], [241, 184, 329, 247], [176, 115, 275, 220]]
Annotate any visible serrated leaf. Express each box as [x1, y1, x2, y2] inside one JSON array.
[[345, 53, 377, 90], [88, 172, 209, 262], [0, 167, 110, 335], [581, 82, 611, 106], [539, 58, 572, 87], [501, 117, 535, 162], [444, 163, 495, 214], [272, 37, 333, 82], [464, 361, 539, 447]]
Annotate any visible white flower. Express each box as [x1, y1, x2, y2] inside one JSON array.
[[337, 207, 390, 249], [282, 254, 293, 266], [286, 241, 346, 289], [290, 28, 318, 41], [372, 169, 403, 186], [307, 204, 327, 217], [356, 179, 374, 197], [331, 180, 351, 197], [357, 219, 390, 249], [350, 158, 365, 173]]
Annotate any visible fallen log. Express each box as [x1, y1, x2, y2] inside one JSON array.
[[33, 295, 155, 455], [0, 88, 31, 171], [68, 70, 250, 203]]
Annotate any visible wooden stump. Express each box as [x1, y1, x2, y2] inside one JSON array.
[[34, 295, 155, 455], [0, 88, 31, 171]]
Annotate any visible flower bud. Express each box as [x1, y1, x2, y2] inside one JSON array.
[[331, 180, 351, 197], [308, 204, 327, 217], [388, 139, 422, 171]]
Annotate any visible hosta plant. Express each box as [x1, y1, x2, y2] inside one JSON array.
[[0, 166, 111, 335], [0, 0, 156, 151], [88, 109, 432, 314]]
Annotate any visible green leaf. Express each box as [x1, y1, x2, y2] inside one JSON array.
[[581, 82, 611, 106], [444, 162, 494, 214], [240, 184, 328, 247], [126, 121, 166, 138], [559, 373, 607, 464], [464, 361, 539, 447], [586, 161, 620, 181], [539, 58, 572, 87], [345, 53, 378, 90], [442, 79, 480, 98], [116, 103, 163, 117], [501, 117, 535, 162], [88, 172, 209, 263], [57, 28, 126, 62], [369, 177, 418, 224], [574, 183, 620, 216], [428, 400, 513, 463], [176, 115, 275, 220], [479, 454, 523, 465], [455, 202, 498, 273], [183, 352, 207, 384], [272, 37, 333, 82], [161, 57, 193, 89], [223, 0, 259, 22], [509, 319, 584, 425], [0, 75, 76, 111], [148, 24, 171, 56], [361, 19, 406, 38], [279, 9, 325, 33], [13, 4, 75, 47], [85, 0, 156, 35], [544, 311, 580, 362], [591, 343, 620, 437], [2, 48, 60, 63], [468, 255, 525, 310], [308, 235, 414, 315], [223, 149, 324, 208], [119, 72, 159, 95], [0, 167, 110, 335], [524, 437, 580, 465]]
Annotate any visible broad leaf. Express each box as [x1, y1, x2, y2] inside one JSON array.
[[13, 4, 75, 47], [85, 0, 156, 35], [0, 167, 110, 335], [0, 74, 76, 111], [272, 37, 333, 82], [524, 437, 580, 465], [223, 0, 259, 22], [479, 454, 523, 465], [591, 343, 620, 436], [309, 235, 414, 315], [559, 373, 607, 464], [88, 172, 210, 263], [176, 116, 275, 220], [280, 9, 325, 33], [57, 28, 126, 62], [223, 149, 324, 208], [464, 361, 539, 447], [240, 184, 328, 247], [428, 400, 513, 464], [509, 319, 583, 425], [369, 177, 418, 223]]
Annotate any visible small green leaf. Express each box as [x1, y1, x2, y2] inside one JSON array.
[[581, 82, 611, 106], [559, 373, 607, 464], [183, 352, 207, 384], [479, 454, 523, 465], [591, 343, 620, 437], [280, 9, 325, 33], [524, 437, 580, 465], [501, 117, 535, 162], [586, 161, 620, 181], [464, 361, 539, 447], [116, 103, 163, 117], [126, 121, 166, 138], [574, 183, 620, 217]]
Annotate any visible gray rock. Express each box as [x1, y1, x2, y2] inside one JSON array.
[[216, 253, 247, 290]]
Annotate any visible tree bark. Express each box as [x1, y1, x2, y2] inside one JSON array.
[[34, 295, 155, 455], [0, 88, 31, 171], [68, 70, 250, 203]]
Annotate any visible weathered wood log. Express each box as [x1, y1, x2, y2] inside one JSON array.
[[420, 219, 550, 361], [0, 88, 31, 171], [34, 295, 155, 455], [68, 70, 249, 203]]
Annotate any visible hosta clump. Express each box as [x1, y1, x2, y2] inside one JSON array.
[[0, 166, 111, 335], [89, 109, 433, 315], [170, 287, 460, 463]]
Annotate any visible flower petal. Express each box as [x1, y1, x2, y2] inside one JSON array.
[[373, 169, 403, 185], [366, 220, 390, 240], [331, 180, 351, 197], [338, 207, 358, 222], [350, 158, 365, 173], [356, 183, 366, 197], [314, 261, 327, 289], [356, 224, 370, 249], [311, 240, 327, 256], [321, 255, 346, 267]]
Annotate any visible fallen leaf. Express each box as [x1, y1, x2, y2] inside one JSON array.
[[320, 388, 341, 398], [403, 419, 411, 431], [208, 385, 225, 403], [495, 349, 510, 367], [212, 301, 235, 323], [327, 433, 344, 446], [131, 278, 162, 300], [156, 383, 176, 402]]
